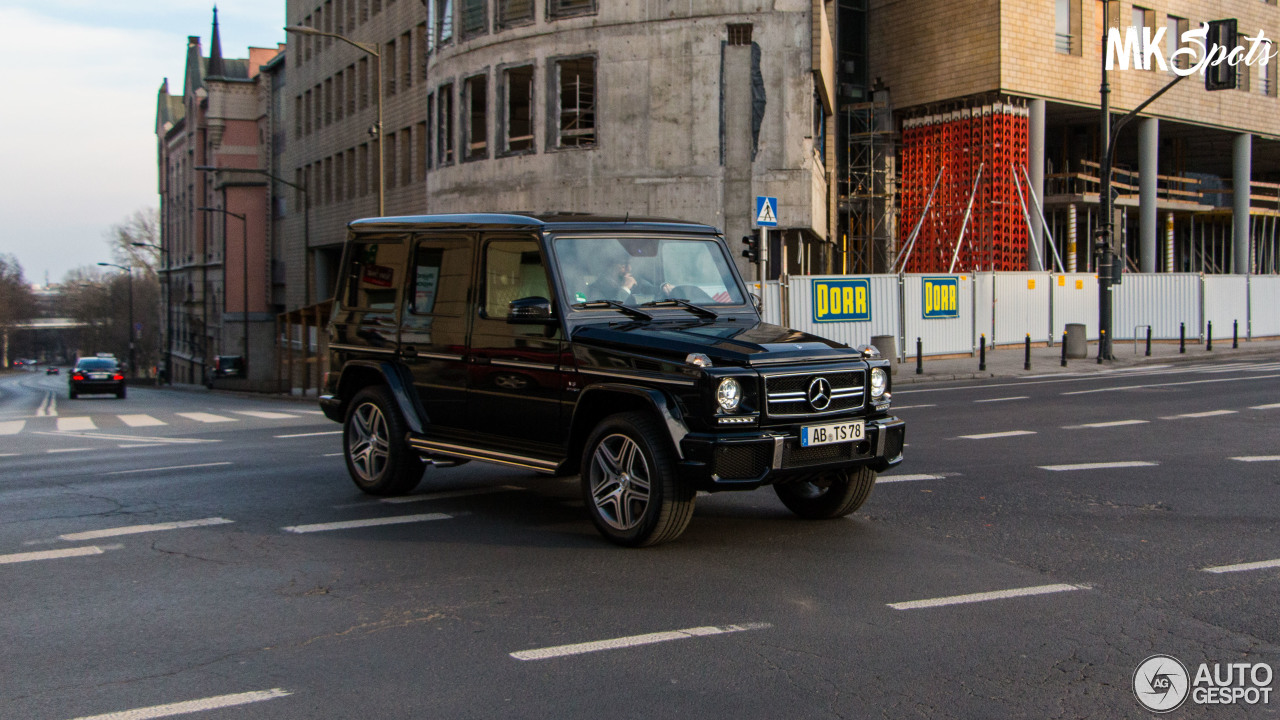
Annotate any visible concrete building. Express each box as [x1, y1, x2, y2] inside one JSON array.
[[156, 11, 284, 389]]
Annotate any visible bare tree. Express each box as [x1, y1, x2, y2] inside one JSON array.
[[0, 254, 36, 367], [107, 208, 161, 276]]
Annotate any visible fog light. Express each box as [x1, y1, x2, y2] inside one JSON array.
[[716, 378, 741, 412]]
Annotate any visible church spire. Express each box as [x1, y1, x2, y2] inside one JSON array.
[[207, 6, 225, 78]]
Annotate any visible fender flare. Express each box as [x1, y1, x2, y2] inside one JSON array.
[[570, 383, 690, 459], [337, 360, 427, 435]]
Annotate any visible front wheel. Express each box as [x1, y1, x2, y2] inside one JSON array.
[[343, 386, 424, 496], [580, 412, 694, 547], [774, 466, 876, 519]]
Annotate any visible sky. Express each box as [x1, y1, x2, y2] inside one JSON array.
[[0, 1, 284, 287]]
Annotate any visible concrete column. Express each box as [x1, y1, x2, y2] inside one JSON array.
[[1028, 98, 1046, 271], [1138, 118, 1158, 273], [1233, 133, 1252, 274]]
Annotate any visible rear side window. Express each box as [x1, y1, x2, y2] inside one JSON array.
[[483, 240, 550, 318], [407, 240, 471, 316], [341, 239, 408, 310]]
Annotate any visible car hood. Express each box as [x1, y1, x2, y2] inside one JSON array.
[[571, 319, 865, 367]]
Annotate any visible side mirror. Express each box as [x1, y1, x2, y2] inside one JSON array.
[[508, 296, 555, 324], [750, 293, 762, 312]]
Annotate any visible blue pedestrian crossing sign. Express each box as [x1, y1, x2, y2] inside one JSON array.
[[755, 196, 778, 227]]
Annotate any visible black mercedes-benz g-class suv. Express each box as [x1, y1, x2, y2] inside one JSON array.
[[320, 213, 904, 546]]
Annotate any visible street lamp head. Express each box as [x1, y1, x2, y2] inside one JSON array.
[[284, 24, 323, 37]]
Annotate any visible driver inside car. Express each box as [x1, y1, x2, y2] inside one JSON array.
[[588, 253, 674, 304]]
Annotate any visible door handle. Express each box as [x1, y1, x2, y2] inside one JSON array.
[[400, 346, 418, 358]]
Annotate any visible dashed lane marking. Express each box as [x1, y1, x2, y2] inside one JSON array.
[[510, 623, 771, 661], [1251, 403, 1280, 410], [956, 430, 1036, 440], [1039, 461, 1158, 471], [1063, 419, 1149, 429], [1203, 558, 1280, 574], [68, 688, 292, 720], [889, 404, 935, 411], [1230, 456, 1280, 463], [32, 431, 217, 445], [175, 412, 237, 423], [888, 583, 1085, 610], [58, 517, 234, 542], [276, 430, 342, 439], [1063, 374, 1280, 395], [103, 462, 233, 476], [877, 473, 955, 484], [0, 546, 106, 565], [118, 414, 166, 427], [56, 416, 96, 432], [232, 410, 300, 420], [974, 396, 1029, 403], [0, 420, 24, 435], [47, 448, 91, 454], [1160, 410, 1238, 420], [282, 513, 451, 534]]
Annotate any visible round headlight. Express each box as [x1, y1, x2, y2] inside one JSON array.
[[716, 377, 742, 412], [870, 367, 888, 398]]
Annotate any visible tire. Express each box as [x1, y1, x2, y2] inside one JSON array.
[[774, 466, 876, 519], [343, 386, 425, 496], [580, 411, 695, 547], [68, 389, 77, 400], [117, 386, 127, 399]]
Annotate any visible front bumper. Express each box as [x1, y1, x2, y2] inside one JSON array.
[[319, 394, 343, 422], [677, 416, 905, 491]]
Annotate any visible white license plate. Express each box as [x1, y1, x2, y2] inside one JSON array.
[[89, 373, 108, 379], [800, 420, 865, 447]]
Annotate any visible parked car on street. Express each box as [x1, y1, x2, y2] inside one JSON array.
[[69, 357, 125, 399], [320, 214, 905, 546], [46, 366, 59, 375]]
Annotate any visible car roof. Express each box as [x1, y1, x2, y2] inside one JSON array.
[[348, 212, 721, 237]]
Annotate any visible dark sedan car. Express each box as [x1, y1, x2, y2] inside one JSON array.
[[46, 366, 59, 375], [69, 358, 125, 399]]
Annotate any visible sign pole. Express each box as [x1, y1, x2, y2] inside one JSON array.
[[758, 226, 767, 318]]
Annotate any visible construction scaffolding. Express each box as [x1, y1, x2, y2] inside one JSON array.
[[899, 100, 1030, 272], [838, 100, 895, 273]]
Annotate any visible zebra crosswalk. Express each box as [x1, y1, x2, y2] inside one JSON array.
[[0, 409, 330, 437]]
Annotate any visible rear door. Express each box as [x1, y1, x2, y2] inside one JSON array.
[[399, 235, 474, 434]]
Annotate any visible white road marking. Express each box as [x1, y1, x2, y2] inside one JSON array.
[[116, 443, 166, 449], [889, 404, 935, 411], [232, 410, 299, 419], [1203, 558, 1280, 574], [297, 410, 326, 414], [1063, 419, 1149, 429], [68, 688, 291, 720], [974, 396, 1029, 403], [47, 448, 92, 454], [118, 414, 166, 427], [1160, 410, 1238, 420], [888, 583, 1084, 610], [1251, 403, 1280, 410], [381, 486, 524, 504], [1039, 461, 1158, 471], [276, 430, 342, 438], [104, 462, 233, 476], [0, 452, 19, 457], [0, 545, 105, 565], [33, 431, 217, 445], [877, 473, 953, 484], [282, 513, 451, 533], [0, 420, 24, 435], [1230, 456, 1280, 463], [1063, 374, 1280, 395], [176, 412, 237, 423], [57, 416, 96, 432], [510, 623, 771, 661], [323, 452, 343, 457], [59, 517, 234, 541], [956, 430, 1036, 440]]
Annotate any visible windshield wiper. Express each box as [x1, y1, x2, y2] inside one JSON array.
[[571, 299, 653, 321], [640, 298, 719, 319]]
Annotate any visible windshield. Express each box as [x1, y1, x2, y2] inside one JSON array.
[[553, 236, 746, 308]]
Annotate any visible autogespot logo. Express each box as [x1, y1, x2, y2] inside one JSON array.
[[1134, 655, 1190, 713]]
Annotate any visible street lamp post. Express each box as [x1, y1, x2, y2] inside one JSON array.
[[284, 24, 383, 216], [198, 207, 249, 378], [97, 262, 134, 377], [195, 166, 311, 306], [131, 241, 170, 384]]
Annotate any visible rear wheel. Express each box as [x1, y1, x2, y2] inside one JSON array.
[[580, 412, 694, 547], [343, 386, 424, 496], [117, 386, 126, 399], [68, 389, 77, 399], [774, 466, 876, 519]]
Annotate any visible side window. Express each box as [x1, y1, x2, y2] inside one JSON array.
[[342, 239, 408, 310], [407, 240, 471, 316], [483, 240, 550, 318]]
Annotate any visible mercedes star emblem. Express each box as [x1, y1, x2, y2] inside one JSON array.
[[807, 377, 832, 411]]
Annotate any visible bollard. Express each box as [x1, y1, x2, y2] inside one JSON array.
[[1179, 322, 1186, 354], [1207, 321, 1213, 352], [1061, 331, 1067, 367], [1145, 326, 1152, 357], [915, 337, 923, 375], [979, 334, 986, 371], [1234, 320, 1239, 349], [1024, 334, 1031, 371]]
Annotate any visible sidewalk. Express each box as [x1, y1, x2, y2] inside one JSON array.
[[890, 336, 1280, 385]]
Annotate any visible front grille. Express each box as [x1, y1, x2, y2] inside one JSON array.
[[713, 443, 772, 480], [763, 370, 865, 418]]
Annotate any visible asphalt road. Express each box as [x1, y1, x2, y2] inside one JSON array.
[[2, 361, 1279, 719]]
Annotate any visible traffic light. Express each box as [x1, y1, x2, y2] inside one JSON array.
[[742, 235, 760, 263], [1206, 19, 1238, 91]]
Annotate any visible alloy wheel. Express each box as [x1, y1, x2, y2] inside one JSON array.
[[348, 402, 390, 482], [588, 433, 652, 531]]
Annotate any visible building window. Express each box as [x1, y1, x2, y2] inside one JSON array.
[[555, 57, 596, 148], [437, 82, 455, 165], [347, 64, 357, 115], [295, 95, 303, 138], [1131, 6, 1155, 67], [436, 0, 454, 47], [400, 128, 412, 186], [324, 78, 333, 125], [548, 0, 596, 20], [503, 65, 534, 154], [372, 0, 382, 15], [465, 73, 488, 161], [346, 149, 357, 201], [426, 92, 435, 168], [727, 23, 752, 46], [335, 151, 345, 201], [1055, 0, 1080, 55], [1262, 45, 1277, 97], [386, 132, 397, 189], [386, 39, 397, 96], [461, 0, 488, 39], [1238, 62, 1252, 93], [359, 57, 370, 109], [1166, 15, 1190, 71], [417, 22, 429, 81], [401, 31, 412, 90], [335, 70, 345, 122], [304, 90, 313, 134], [416, 121, 428, 181], [497, 0, 533, 30], [358, 144, 369, 196]]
